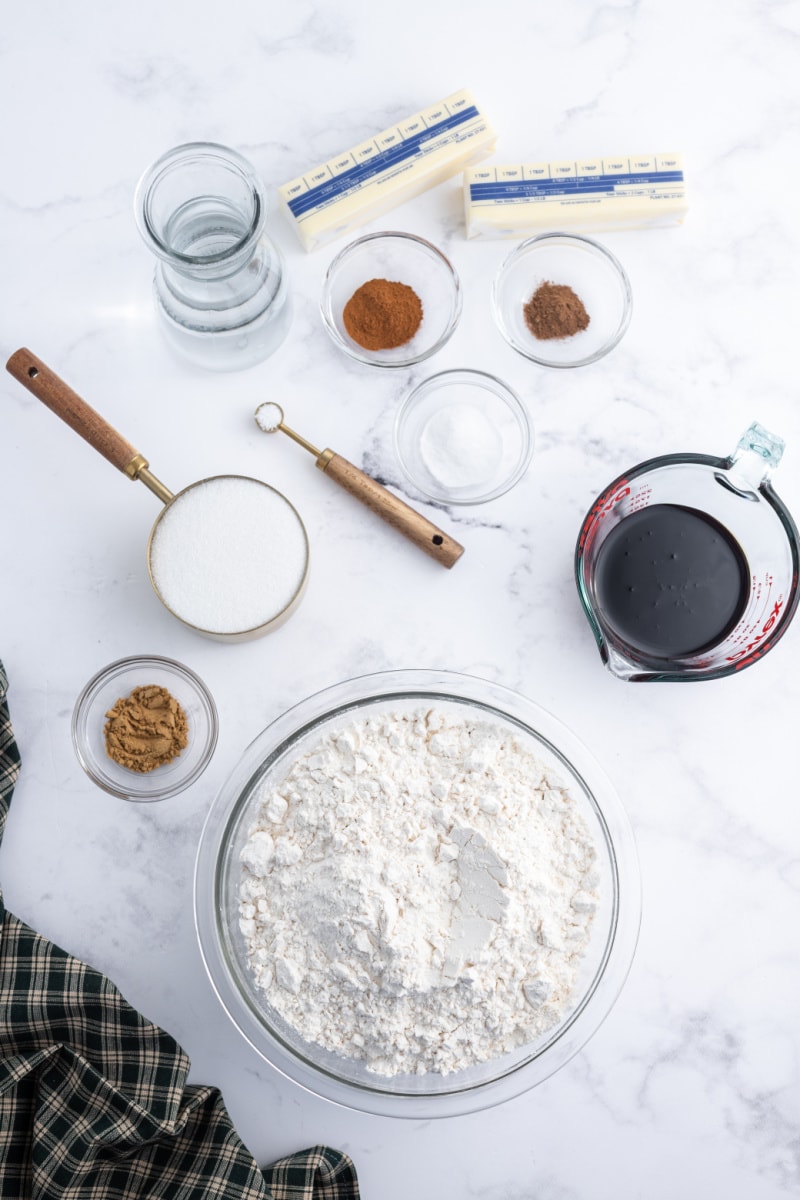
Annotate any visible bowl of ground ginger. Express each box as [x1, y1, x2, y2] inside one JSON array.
[[72, 655, 218, 801], [492, 233, 632, 368], [320, 231, 462, 367]]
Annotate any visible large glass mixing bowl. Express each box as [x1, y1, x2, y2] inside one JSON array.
[[193, 670, 641, 1118]]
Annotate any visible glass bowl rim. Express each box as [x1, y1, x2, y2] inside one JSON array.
[[193, 668, 641, 1118], [492, 231, 633, 369], [393, 367, 535, 505], [72, 653, 219, 801], [319, 230, 463, 368]]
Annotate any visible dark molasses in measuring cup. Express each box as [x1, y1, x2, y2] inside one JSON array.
[[575, 423, 800, 681]]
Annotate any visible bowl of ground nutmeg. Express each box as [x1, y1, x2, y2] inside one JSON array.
[[320, 231, 462, 367], [492, 233, 632, 368], [72, 655, 218, 801]]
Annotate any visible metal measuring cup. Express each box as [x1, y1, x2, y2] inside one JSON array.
[[6, 349, 309, 641]]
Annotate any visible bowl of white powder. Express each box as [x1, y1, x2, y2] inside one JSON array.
[[394, 369, 533, 505], [194, 670, 640, 1117]]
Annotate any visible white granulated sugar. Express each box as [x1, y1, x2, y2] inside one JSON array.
[[149, 477, 307, 634], [238, 708, 599, 1077]]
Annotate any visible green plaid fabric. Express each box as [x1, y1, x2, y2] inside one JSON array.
[[0, 661, 359, 1200]]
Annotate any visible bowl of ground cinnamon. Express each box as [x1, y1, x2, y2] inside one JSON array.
[[320, 231, 462, 367], [72, 655, 218, 801], [492, 233, 632, 368]]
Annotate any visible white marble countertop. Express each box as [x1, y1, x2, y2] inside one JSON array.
[[3, 1, 800, 1196]]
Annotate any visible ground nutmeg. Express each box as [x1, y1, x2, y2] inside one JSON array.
[[523, 280, 590, 340], [104, 684, 189, 773], [343, 278, 423, 351]]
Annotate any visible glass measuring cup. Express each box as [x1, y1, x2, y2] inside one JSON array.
[[575, 422, 799, 681]]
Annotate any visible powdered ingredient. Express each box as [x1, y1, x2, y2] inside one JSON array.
[[238, 707, 599, 1077], [104, 684, 188, 773], [148, 478, 308, 635], [524, 280, 590, 340], [343, 278, 423, 350], [420, 404, 503, 489]]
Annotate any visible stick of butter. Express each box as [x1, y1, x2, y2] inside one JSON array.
[[464, 154, 688, 239], [279, 89, 497, 252]]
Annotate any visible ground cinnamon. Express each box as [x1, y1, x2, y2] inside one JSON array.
[[343, 278, 423, 350], [104, 684, 189, 773], [523, 281, 590, 340]]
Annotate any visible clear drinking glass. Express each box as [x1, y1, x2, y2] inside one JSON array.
[[134, 142, 292, 371]]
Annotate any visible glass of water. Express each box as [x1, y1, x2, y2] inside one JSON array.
[[135, 142, 292, 371]]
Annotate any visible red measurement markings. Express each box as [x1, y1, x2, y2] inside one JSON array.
[[578, 481, 632, 555], [727, 595, 785, 669]]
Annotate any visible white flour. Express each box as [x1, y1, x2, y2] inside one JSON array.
[[238, 707, 599, 1076]]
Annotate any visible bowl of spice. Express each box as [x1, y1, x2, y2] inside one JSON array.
[[492, 233, 632, 368], [394, 369, 533, 505], [72, 655, 218, 801], [194, 669, 641, 1117], [320, 231, 462, 367]]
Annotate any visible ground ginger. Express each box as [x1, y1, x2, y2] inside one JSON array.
[[104, 684, 189, 773]]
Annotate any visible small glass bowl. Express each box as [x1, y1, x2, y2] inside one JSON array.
[[492, 233, 632, 368], [394, 369, 533, 504], [72, 655, 218, 802], [320, 231, 462, 367]]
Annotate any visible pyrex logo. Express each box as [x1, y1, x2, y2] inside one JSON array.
[[578, 482, 631, 552], [727, 597, 784, 668]]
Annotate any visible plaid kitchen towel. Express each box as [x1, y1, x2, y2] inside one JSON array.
[[0, 661, 359, 1200]]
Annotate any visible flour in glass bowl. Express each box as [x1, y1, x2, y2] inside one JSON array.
[[237, 707, 599, 1077]]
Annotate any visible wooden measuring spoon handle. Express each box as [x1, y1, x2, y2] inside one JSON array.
[[318, 451, 465, 569], [6, 348, 141, 475]]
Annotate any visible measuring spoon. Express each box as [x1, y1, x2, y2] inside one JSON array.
[[254, 402, 464, 568]]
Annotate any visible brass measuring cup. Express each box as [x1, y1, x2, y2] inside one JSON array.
[[6, 348, 310, 641]]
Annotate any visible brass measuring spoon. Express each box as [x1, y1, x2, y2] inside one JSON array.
[[254, 402, 464, 568]]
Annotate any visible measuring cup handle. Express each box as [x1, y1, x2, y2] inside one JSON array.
[[319, 452, 465, 568], [6, 348, 142, 476]]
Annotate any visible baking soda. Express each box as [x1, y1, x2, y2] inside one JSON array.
[[238, 707, 599, 1076], [149, 476, 308, 634], [420, 403, 503, 489]]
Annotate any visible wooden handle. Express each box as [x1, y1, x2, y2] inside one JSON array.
[[319, 451, 464, 568], [6, 348, 141, 474]]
